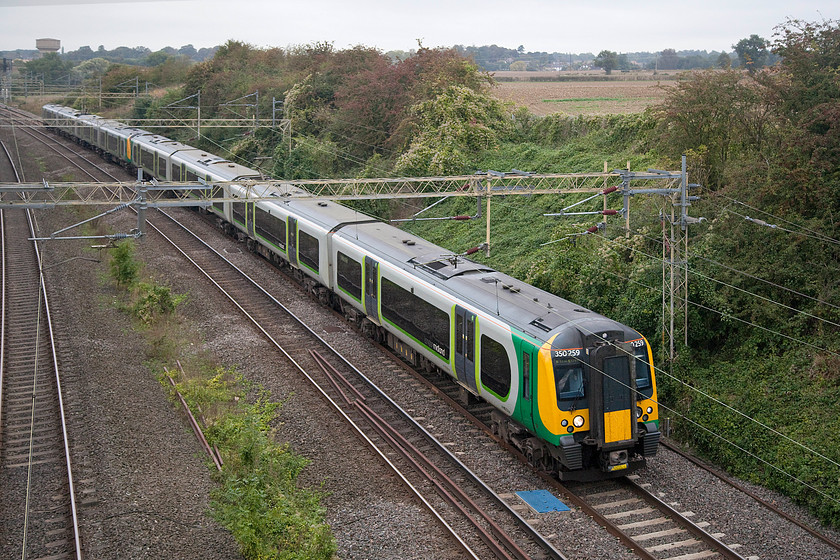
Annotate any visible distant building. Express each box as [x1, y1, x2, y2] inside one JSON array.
[[36, 38, 61, 57]]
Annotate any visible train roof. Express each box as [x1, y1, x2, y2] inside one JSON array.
[[247, 193, 626, 342], [331, 217, 622, 343], [171, 149, 263, 181], [130, 133, 196, 156]]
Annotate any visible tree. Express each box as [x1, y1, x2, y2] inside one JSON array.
[[593, 50, 618, 74], [658, 48, 681, 70], [733, 34, 769, 73], [23, 52, 72, 84], [178, 44, 197, 58], [767, 18, 840, 216], [654, 70, 771, 189], [145, 50, 171, 67], [71, 57, 110, 82], [394, 85, 512, 176], [717, 51, 732, 69]]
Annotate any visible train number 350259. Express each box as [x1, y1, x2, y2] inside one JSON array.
[[553, 348, 581, 358]]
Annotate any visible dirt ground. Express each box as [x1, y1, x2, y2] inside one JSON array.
[[490, 79, 668, 116]]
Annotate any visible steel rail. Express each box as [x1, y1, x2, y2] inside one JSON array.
[[144, 212, 482, 559], [0, 131, 82, 558], [25, 207, 83, 560], [142, 205, 566, 559], [0, 105, 121, 183], [660, 438, 840, 554], [310, 349, 547, 560]]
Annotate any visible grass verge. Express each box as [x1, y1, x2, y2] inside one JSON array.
[[107, 239, 336, 559]]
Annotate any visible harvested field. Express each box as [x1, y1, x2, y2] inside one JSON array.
[[491, 79, 668, 116]]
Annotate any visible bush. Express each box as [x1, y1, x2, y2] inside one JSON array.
[[109, 240, 141, 288]]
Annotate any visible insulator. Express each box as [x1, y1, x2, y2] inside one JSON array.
[[465, 246, 481, 255], [451, 215, 471, 220], [602, 209, 619, 215], [585, 225, 599, 234], [601, 186, 619, 195]]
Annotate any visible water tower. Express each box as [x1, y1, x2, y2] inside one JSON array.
[[36, 38, 61, 56]]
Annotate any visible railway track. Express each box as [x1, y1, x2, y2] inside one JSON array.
[[19, 103, 838, 558], [143, 207, 566, 560], [375, 346, 748, 560], [0, 104, 121, 183], [0, 138, 82, 559]]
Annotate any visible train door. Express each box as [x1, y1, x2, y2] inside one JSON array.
[[454, 306, 478, 392], [588, 343, 636, 446], [519, 347, 536, 431], [245, 203, 255, 238], [364, 257, 378, 320], [288, 217, 298, 267]]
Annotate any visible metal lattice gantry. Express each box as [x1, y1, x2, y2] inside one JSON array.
[[0, 163, 699, 363], [0, 169, 674, 208]]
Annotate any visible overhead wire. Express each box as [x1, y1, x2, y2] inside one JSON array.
[[590, 233, 840, 348], [531, 221, 840, 489], [719, 194, 840, 246], [536, 294, 840, 505], [630, 226, 840, 313]]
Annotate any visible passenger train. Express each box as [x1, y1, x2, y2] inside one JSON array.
[[43, 103, 660, 480]]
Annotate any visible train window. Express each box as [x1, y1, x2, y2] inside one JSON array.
[[635, 349, 654, 399], [141, 149, 154, 172], [232, 201, 246, 225], [171, 163, 182, 182], [480, 335, 511, 397], [185, 170, 198, 183], [555, 363, 584, 400], [522, 352, 531, 400], [211, 185, 224, 212], [381, 277, 449, 359], [255, 206, 286, 251], [157, 154, 168, 179], [298, 230, 319, 273], [336, 251, 362, 301]]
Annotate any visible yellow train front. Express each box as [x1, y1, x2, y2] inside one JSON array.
[[500, 317, 660, 481]]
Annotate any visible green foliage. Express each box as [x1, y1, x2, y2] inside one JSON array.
[[653, 70, 772, 189], [24, 52, 73, 85], [109, 240, 141, 288], [593, 50, 619, 75], [108, 241, 184, 325], [394, 85, 513, 175], [732, 34, 769, 73], [131, 282, 185, 325], [167, 369, 336, 560], [70, 57, 110, 82]]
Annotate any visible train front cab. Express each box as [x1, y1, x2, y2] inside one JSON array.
[[535, 329, 660, 481]]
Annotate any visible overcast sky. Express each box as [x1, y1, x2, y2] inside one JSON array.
[[0, 0, 837, 55]]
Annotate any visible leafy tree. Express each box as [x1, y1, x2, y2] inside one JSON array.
[[766, 18, 840, 216], [178, 44, 197, 57], [71, 57, 110, 82], [394, 85, 512, 176], [145, 50, 171, 67], [654, 70, 772, 189], [717, 51, 732, 69], [733, 34, 769, 73], [658, 48, 681, 70], [593, 50, 619, 74], [23, 52, 73, 84]]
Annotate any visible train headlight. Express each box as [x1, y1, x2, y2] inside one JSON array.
[[561, 419, 568, 427], [646, 406, 653, 414], [573, 415, 585, 428], [636, 407, 642, 418]]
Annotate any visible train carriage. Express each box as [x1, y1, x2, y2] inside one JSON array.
[[42, 104, 660, 480]]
